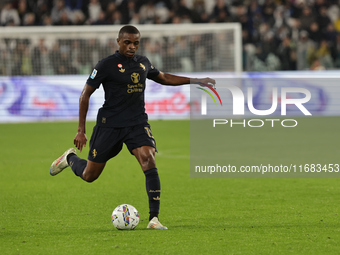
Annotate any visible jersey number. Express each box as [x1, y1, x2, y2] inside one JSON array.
[[144, 127, 154, 138]]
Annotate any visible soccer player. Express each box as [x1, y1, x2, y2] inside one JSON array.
[[50, 25, 215, 229]]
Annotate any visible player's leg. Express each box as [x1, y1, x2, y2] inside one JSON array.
[[67, 154, 106, 182], [132, 146, 159, 214], [50, 148, 106, 182], [126, 123, 167, 229], [132, 146, 167, 229], [68, 124, 123, 182], [132, 145, 156, 171], [50, 125, 122, 182]]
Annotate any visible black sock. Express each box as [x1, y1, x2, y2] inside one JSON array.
[[144, 168, 161, 221], [67, 153, 87, 180], [149, 212, 159, 221], [66, 153, 76, 163]]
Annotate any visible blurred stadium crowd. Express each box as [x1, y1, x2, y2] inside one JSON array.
[[1, 0, 340, 75]]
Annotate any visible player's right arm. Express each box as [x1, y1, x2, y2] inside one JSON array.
[[74, 84, 96, 152]]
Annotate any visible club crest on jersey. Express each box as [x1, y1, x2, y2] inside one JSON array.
[[118, 63, 125, 73], [140, 63, 146, 71], [90, 69, 97, 79], [92, 149, 97, 158], [131, 72, 140, 83]]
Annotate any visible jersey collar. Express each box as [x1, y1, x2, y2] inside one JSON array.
[[114, 50, 137, 62]]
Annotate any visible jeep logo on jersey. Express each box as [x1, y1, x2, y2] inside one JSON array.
[[131, 73, 140, 83]]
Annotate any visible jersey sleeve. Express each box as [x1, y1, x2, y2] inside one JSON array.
[[145, 58, 160, 79], [86, 60, 107, 89]]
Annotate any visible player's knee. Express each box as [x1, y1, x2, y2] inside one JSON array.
[[82, 175, 98, 183], [82, 172, 99, 183], [140, 153, 156, 169], [82, 163, 105, 182]]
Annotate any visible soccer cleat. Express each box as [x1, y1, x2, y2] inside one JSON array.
[[50, 148, 76, 176], [147, 217, 168, 230]]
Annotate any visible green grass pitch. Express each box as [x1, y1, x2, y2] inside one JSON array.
[[1, 117, 340, 254]]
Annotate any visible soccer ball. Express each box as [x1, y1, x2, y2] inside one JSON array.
[[111, 204, 139, 230]]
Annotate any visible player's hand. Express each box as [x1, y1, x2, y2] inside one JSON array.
[[196, 77, 216, 89], [74, 132, 87, 152]]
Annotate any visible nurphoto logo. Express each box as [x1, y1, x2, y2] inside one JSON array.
[[197, 83, 312, 128], [196, 82, 222, 115]]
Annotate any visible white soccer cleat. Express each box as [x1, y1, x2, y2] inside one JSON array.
[[50, 148, 76, 176], [147, 217, 168, 230]]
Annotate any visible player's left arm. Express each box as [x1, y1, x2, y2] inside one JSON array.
[[151, 71, 216, 88]]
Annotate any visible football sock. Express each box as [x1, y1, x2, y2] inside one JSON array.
[[144, 168, 160, 221], [149, 212, 159, 221], [66, 153, 75, 163], [67, 153, 87, 179]]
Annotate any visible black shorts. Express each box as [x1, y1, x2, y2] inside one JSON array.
[[88, 122, 157, 163]]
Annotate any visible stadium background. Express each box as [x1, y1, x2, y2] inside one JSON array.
[[1, 1, 340, 254], [1, 0, 340, 74], [1, 0, 340, 122]]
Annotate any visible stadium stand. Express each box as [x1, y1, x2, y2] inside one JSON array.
[[1, 0, 340, 73]]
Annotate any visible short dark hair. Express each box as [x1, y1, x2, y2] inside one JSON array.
[[118, 25, 140, 38]]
